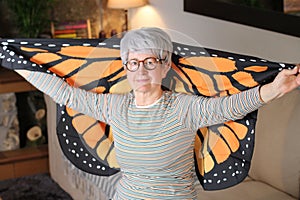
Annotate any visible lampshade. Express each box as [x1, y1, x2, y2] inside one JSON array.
[[107, 0, 147, 10]]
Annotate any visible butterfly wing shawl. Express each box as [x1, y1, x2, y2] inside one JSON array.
[[0, 38, 293, 190]]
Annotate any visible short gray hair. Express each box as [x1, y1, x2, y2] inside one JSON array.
[[120, 27, 173, 66]]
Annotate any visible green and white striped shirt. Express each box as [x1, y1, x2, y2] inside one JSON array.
[[27, 72, 263, 199]]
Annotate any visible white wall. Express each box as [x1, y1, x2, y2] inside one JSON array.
[[129, 0, 300, 64]]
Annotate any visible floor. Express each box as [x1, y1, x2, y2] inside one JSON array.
[[0, 173, 73, 200]]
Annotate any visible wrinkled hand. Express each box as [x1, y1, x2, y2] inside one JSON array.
[[260, 64, 300, 103]]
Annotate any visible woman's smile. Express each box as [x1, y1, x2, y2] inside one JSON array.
[[136, 77, 151, 83]]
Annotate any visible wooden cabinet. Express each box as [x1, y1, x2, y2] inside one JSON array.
[[51, 19, 92, 39]]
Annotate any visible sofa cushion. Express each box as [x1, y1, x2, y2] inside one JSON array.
[[196, 180, 296, 200], [249, 90, 300, 198]]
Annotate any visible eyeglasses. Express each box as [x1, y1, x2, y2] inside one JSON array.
[[124, 57, 165, 72]]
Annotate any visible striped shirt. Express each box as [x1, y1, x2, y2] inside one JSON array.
[[27, 72, 264, 199]]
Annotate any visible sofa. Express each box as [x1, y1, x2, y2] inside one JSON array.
[[45, 89, 300, 200]]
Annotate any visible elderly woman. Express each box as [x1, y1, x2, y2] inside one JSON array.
[[16, 27, 300, 199]]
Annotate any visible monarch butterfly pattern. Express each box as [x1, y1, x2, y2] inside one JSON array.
[[0, 38, 294, 190]]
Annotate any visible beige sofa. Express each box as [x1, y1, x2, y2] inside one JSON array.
[[45, 89, 300, 200]]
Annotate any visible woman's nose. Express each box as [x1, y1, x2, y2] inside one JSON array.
[[137, 62, 148, 73]]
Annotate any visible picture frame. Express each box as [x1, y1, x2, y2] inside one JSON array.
[[184, 0, 300, 38]]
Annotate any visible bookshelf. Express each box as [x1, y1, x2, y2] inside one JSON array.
[[50, 19, 92, 39]]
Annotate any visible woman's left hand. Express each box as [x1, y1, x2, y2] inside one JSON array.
[[259, 64, 300, 103]]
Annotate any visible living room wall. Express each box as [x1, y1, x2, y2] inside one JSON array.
[[52, 0, 124, 38], [129, 0, 300, 64]]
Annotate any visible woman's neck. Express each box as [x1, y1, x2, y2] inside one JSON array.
[[134, 89, 163, 106]]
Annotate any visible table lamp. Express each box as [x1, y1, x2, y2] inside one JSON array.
[[107, 0, 148, 31]]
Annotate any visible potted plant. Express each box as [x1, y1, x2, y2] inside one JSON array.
[[4, 0, 54, 38]]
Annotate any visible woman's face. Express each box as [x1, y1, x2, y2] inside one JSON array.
[[125, 51, 170, 93]]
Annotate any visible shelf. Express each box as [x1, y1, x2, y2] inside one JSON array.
[[0, 144, 49, 180], [0, 68, 36, 94], [0, 144, 48, 165]]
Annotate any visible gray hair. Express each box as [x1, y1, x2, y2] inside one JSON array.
[[120, 27, 173, 66]]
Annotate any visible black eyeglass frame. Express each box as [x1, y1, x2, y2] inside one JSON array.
[[123, 57, 166, 72]]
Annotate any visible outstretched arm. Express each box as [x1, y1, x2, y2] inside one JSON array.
[[260, 64, 300, 103], [185, 64, 300, 130], [15, 69, 111, 123]]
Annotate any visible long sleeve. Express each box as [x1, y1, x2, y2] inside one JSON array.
[[26, 71, 111, 124], [180, 86, 264, 131]]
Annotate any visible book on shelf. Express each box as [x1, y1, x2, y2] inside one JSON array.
[[54, 29, 76, 35], [53, 33, 77, 38], [51, 19, 92, 39]]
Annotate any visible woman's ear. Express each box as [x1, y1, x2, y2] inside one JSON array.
[[123, 63, 128, 72], [162, 64, 171, 78]]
